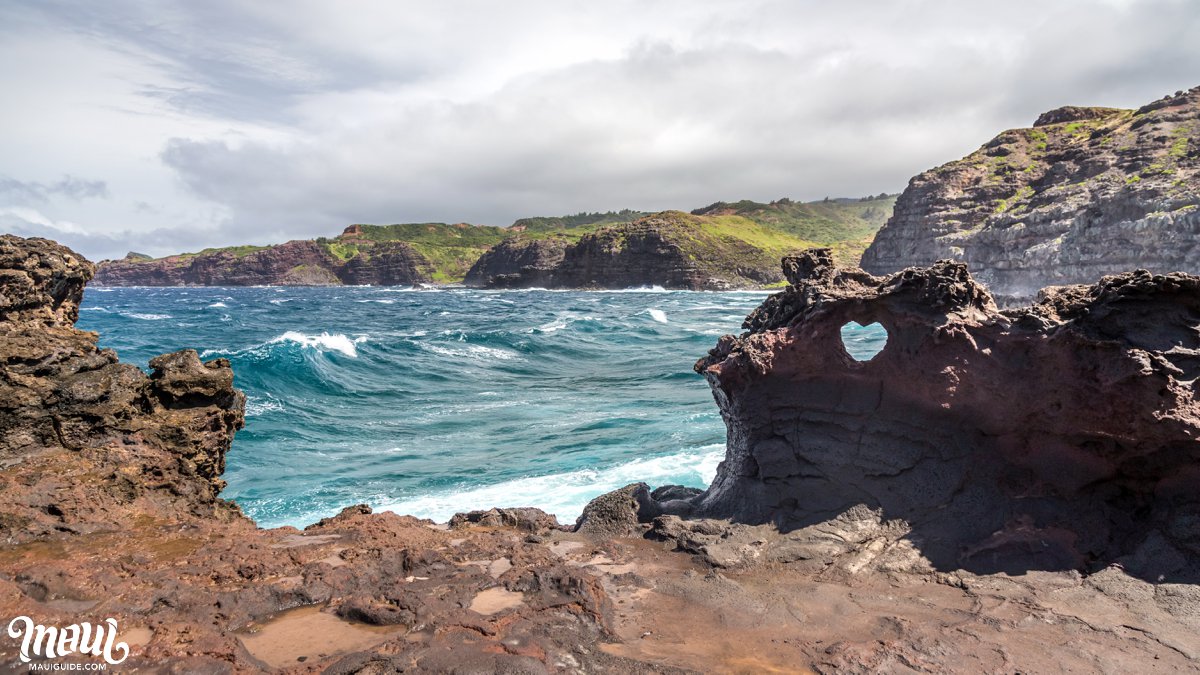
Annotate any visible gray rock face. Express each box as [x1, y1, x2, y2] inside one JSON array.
[[862, 86, 1200, 305], [688, 248, 1200, 581]]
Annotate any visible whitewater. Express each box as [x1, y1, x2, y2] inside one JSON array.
[[78, 285, 887, 528]]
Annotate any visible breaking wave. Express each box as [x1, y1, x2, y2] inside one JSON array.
[[373, 444, 725, 525]]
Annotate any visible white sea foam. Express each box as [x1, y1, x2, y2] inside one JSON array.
[[272, 331, 367, 358], [373, 444, 725, 524], [269, 298, 291, 305], [207, 302, 228, 308], [245, 396, 285, 417], [419, 342, 520, 361], [530, 314, 598, 334], [124, 312, 171, 320], [80, 306, 110, 312], [647, 308, 668, 324]]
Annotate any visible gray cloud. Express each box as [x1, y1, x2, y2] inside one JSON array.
[[0, 176, 109, 204], [2, 0, 1198, 259]]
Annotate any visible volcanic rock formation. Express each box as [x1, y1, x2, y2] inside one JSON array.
[[683, 248, 1200, 581], [463, 235, 570, 288], [4, 235, 1200, 672], [862, 86, 1200, 304], [465, 212, 787, 290], [0, 236, 662, 672]]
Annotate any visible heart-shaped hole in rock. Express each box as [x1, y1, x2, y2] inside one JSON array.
[[839, 321, 888, 362]]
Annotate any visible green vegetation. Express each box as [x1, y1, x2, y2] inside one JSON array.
[[510, 210, 646, 234], [689, 194, 896, 263], [111, 194, 897, 283], [126, 244, 268, 263], [1170, 136, 1190, 159]]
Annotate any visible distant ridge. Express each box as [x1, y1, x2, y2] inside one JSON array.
[[94, 195, 896, 289]]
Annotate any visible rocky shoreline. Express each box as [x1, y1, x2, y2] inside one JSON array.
[[2, 234, 1199, 672]]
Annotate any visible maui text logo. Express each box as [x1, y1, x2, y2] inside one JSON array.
[[7, 617, 130, 669]]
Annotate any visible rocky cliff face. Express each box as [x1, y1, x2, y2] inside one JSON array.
[[94, 239, 433, 287], [0, 235, 247, 538], [465, 212, 787, 290], [462, 235, 569, 288], [862, 86, 1200, 304], [337, 241, 436, 286], [683, 248, 1200, 581]]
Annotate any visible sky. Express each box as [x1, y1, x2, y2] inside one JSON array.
[[1, 0, 1198, 261]]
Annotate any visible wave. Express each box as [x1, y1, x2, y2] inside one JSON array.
[[80, 306, 110, 312], [417, 342, 520, 361], [529, 314, 600, 334], [202, 331, 368, 359], [373, 444, 725, 524], [207, 302, 228, 308], [646, 308, 668, 324], [123, 312, 172, 320], [245, 395, 285, 417], [272, 331, 367, 358]]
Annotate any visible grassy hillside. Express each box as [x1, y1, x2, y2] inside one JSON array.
[[653, 210, 822, 284], [111, 195, 896, 283], [692, 194, 897, 266], [322, 223, 511, 283], [511, 210, 648, 235]]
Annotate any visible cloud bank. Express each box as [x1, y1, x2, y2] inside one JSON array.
[[1, 0, 1198, 260]]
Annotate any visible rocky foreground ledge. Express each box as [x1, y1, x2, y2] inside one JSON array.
[[2, 235, 1199, 672]]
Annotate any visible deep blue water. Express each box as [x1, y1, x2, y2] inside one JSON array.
[[77, 286, 887, 528]]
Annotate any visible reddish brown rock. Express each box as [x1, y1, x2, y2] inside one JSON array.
[[4, 236, 1200, 672], [689, 248, 1200, 581]]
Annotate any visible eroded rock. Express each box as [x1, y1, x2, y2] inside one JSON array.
[[689, 248, 1200, 581], [862, 86, 1200, 305]]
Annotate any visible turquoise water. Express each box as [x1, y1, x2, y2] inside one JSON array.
[[77, 286, 887, 528]]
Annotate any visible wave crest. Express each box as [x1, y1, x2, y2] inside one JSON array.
[[272, 331, 367, 358]]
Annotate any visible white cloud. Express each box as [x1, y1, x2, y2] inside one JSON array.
[[1, 0, 1197, 260]]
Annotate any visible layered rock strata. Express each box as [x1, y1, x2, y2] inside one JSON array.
[[862, 86, 1200, 304]]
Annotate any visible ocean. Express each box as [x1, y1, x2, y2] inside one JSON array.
[[77, 286, 888, 529]]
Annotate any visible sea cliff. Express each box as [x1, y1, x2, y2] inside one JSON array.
[[94, 196, 896, 290], [862, 86, 1200, 304], [3, 235, 1199, 672]]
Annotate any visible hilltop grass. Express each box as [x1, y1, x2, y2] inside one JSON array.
[[692, 195, 897, 251]]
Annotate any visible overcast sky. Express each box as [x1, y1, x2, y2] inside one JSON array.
[[1, 0, 1197, 260]]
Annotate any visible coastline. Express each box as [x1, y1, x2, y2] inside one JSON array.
[[3, 235, 1199, 672]]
